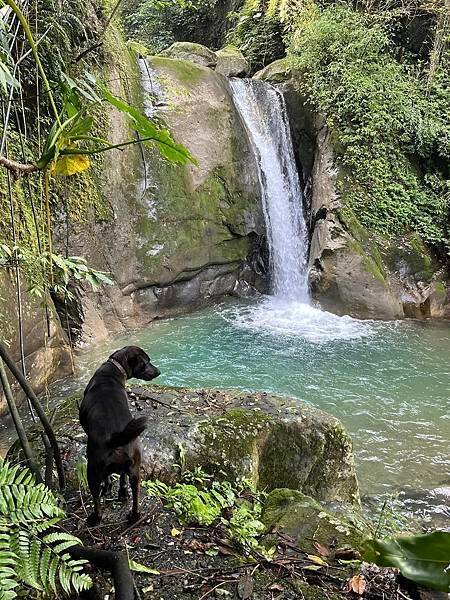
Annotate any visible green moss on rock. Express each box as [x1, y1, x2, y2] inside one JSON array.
[[196, 408, 272, 483], [262, 489, 366, 554]]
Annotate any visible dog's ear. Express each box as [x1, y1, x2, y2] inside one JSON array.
[[127, 347, 151, 378]]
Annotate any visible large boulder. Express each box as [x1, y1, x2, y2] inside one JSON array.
[[160, 42, 217, 68], [262, 489, 366, 554], [253, 57, 292, 83], [55, 386, 360, 505], [54, 46, 266, 345], [215, 46, 249, 77]]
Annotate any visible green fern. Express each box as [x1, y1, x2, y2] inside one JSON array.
[[0, 461, 92, 599]]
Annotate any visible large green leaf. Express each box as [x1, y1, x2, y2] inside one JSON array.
[[100, 86, 196, 165], [363, 532, 450, 592]]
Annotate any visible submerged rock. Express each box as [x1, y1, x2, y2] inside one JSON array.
[[215, 45, 249, 77], [56, 386, 360, 505], [160, 42, 218, 68]]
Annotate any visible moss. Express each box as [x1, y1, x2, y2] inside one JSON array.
[[382, 233, 436, 281], [262, 489, 365, 554], [149, 57, 207, 87], [434, 281, 446, 298], [197, 408, 272, 483], [253, 57, 291, 82]]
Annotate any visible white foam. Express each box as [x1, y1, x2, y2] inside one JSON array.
[[225, 297, 372, 343]]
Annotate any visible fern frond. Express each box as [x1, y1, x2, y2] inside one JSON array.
[[0, 461, 92, 597]]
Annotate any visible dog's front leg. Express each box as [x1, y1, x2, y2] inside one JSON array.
[[118, 472, 129, 502]]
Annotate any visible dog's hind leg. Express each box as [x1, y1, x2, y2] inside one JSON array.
[[118, 473, 129, 502], [87, 463, 103, 526], [128, 467, 141, 523]]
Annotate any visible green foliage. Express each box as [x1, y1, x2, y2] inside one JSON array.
[[143, 471, 269, 556], [363, 531, 450, 592], [289, 3, 449, 250], [227, 0, 287, 72], [0, 460, 92, 599], [122, 0, 220, 53], [0, 243, 114, 301]]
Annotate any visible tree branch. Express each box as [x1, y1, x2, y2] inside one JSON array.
[[0, 155, 39, 174]]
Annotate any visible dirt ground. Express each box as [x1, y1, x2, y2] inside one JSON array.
[[61, 480, 413, 600]]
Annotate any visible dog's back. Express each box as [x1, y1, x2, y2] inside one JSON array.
[[80, 362, 134, 445]]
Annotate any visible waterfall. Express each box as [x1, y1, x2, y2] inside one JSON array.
[[229, 78, 368, 341], [229, 78, 309, 302]]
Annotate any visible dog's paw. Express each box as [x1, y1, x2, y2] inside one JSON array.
[[127, 511, 141, 524], [86, 512, 102, 527]]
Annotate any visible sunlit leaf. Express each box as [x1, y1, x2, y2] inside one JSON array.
[[53, 154, 90, 176], [128, 559, 160, 575]]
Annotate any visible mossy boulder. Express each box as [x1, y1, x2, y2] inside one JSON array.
[[262, 489, 366, 554], [56, 47, 266, 343], [253, 58, 292, 83], [215, 45, 249, 77], [160, 42, 217, 68], [57, 386, 360, 505]]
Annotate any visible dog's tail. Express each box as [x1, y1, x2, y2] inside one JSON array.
[[108, 417, 148, 448]]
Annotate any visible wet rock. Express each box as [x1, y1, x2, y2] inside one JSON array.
[[57, 386, 360, 505], [253, 58, 292, 83], [215, 46, 249, 77], [0, 273, 72, 413], [261, 488, 366, 554], [54, 47, 266, 345], [160, 42, 218, 68]]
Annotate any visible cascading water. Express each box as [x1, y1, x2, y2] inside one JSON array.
[[229, 78, 369, 341], [230, 78, 308, 301]]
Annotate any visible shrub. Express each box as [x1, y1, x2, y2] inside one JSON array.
[[288, 3, 449, 251]]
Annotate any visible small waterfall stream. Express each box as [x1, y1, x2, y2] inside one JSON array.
[[230, 78, 309, 301]]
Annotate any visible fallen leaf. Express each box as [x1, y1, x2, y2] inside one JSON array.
[[349, 575, 366, 595], [307, 554, 328, 566], [269, 582, 285, 591], [217, 545, 236, 556], [335, 547, 361, 561], [171, 527, 182, 537], [314, 541, 330, 557], [128, 559, 160, 575]]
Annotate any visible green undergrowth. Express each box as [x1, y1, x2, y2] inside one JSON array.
[[143, 467, 272, 558], [289, 4, 449, 253]]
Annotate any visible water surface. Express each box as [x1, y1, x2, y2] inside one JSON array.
[[52, 298, 450, 524]]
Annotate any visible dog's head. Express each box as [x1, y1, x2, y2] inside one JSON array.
[[109, 346, 160, 381]]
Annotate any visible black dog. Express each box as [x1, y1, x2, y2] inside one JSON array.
[[79, 346, 160, 525]]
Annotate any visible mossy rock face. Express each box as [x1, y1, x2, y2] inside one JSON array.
[[57, 45, 265, 341], [160, 42, 218, 68], [0, 273, 72, 413], [215, 45, 249, 77], [253, 58, 291, 83], [57, 386, 360, 505], [262, 489, 366, 554]]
